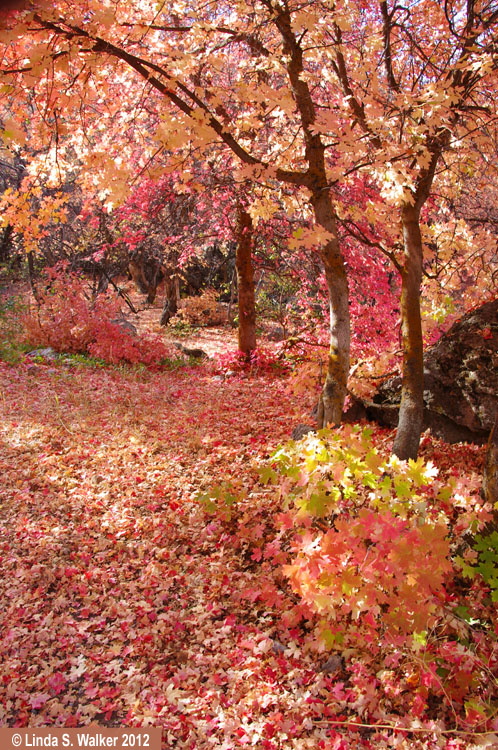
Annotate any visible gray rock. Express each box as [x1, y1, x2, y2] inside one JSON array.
[[291, 423, 316, 440], [111, 318, 138, 336], [271, 640, 286, 655], [320, 654, 344, 674], [27, 347, 58, 361], [173, 342, 208, 358], [371, 299, 498, 443]]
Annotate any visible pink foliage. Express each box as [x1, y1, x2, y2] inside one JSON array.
[[212, 346, 289, 376]]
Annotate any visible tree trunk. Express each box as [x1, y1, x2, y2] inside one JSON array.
[[312, 190, 350, 428], [483, 411, 498, 530], [160, 273, 179, 326], [0, 224, 13, 263], [227, 268, 236, 325], [236, 208, 256, 355], [145, 260, 165, 304], [26, 250, 42, 304], [128, 259, 150, 296], [393, 205, 425, 460]]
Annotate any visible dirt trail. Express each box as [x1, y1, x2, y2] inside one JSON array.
[[116, 282, 239, 357]]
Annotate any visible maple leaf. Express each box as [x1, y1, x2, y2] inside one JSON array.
[[29, 694, 51, 709], [47, 672, 67, 695]]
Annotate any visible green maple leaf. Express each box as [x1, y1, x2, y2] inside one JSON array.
[[258, 465, 277, 484]]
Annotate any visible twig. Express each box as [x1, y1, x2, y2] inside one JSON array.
[[98, 268, 138, 314], [313, 718, 497, 737]]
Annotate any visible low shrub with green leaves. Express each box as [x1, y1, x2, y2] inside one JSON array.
[[253, 426, 497, 725], [261, 426, 453, 640], [458, 531, 498, 602]]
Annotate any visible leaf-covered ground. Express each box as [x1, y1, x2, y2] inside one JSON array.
[[0, 353, 495, 749]]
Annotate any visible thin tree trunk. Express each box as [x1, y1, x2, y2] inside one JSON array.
[[27, 250, 42, 304], [160, 273, 178, 326], [393, 205, 425, 460], [312, 190, 350, 428], [267, 4, 350, 427], [0, 224, 13, 262], [236, 208, 256, 354]]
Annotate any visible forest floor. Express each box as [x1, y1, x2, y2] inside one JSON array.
[[0, 287, 495, 749]]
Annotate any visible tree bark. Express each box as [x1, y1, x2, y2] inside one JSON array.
[[0, 224, 13, 263], [128, 259, 150, 296], [312, 189, 350, 428], [160, 273, 179, 326], [146, 260, 164, 304], [236, 208, 257, 354], [393, 205, 425, 460], [26, 250, 42, 304]]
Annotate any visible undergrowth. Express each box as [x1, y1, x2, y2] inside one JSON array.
[[0, 293, 29, 362], [20, 264, 183, 369]]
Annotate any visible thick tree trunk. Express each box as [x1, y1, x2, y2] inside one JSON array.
[[483, 411, 498, 530], [393, 205, 425, 460], [146, 260, 165, 304], [312, 190, 350, 428], [236, 208, 257, 354], [129, 257, 165, 303]]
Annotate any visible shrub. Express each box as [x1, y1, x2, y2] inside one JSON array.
[[255, 427, 497, 722], [170, 288, 226, 327], [263, 426, 452, 640], [22, 264, 177, 368], [211, 346, 289, 376]]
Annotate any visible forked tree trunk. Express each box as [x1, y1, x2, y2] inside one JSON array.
[[129, 258, 164, 303], [393, 205, 425, 460], [236, 208, 257, 355], [128, 260, 150, 296], [312, 190, 350, 428]]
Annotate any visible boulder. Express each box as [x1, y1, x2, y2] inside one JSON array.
[[368, 299, 498, 443], [291, 423, 316, 441], [26, 347, 58, 361], [111, 317, 138, 336], [173, 342, 208, 359]]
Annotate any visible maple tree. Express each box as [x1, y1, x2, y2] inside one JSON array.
[[317, 0, 498, 457]]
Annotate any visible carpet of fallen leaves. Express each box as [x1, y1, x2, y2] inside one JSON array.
[[0, 344, 494, 749]]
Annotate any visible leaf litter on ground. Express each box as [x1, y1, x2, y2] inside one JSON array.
[[0, 353, 495, 749]]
